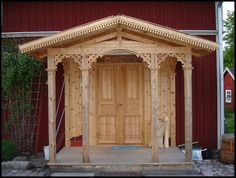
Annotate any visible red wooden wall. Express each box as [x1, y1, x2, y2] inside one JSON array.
[[224, 72, 235, 109], [175, 36, 217, 150], [3, 2, 216, 32], [2, 2, 218, 151]]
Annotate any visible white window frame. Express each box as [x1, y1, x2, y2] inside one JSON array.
[[225, 89, 232, 103]]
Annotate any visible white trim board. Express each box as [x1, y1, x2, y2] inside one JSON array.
[[2, 30, 218, 38]]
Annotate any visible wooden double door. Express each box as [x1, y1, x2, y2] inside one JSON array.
[[96, 63, 144, 145]]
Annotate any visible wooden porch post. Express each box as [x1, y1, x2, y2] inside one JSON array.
[[150, 54, 159, 162], [184, 53, 193, 162], [81, 57, 90, 163], [47, 52, 56, 163]]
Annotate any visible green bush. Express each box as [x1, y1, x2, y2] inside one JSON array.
[[2, 140, 19, 161], [224, 108, 235, 133]]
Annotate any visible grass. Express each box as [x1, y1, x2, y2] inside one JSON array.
[[224, 108, 235, 133]]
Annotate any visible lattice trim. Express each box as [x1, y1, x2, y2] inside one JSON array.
[[157, 53, 186, 68], [54, 54, 82, 68]]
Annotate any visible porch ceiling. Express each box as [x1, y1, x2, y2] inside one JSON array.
[[19, 15, 218, 58]]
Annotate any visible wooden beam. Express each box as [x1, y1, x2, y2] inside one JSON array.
[[183, 53, 193, 162], [48, 42, 192, 56], [150, 54, 159, 162], [47, 52, 57, 163], [81, 58, 90, 163], [116, 25, 122, 44], [121, 31, 168, 46], [70, 32, 117, 48], [170, 67, 176, 146]]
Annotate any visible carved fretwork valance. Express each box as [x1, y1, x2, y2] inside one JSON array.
[[53, 51, 190, 71], [157, 53, 186, 69]]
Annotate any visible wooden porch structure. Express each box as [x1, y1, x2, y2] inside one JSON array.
[[19, 15, 218, 167], [47, 146, 193, 170]]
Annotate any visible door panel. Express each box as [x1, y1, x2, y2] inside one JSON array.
[[123, 65, 143, 144], [97, 65, 117, 144], [97, 63, 143, 144]]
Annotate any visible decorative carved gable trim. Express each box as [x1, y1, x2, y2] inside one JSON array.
[[19, 15, 218, 55]]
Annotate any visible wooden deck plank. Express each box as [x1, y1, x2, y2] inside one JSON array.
[[55, 146, 185, 164]]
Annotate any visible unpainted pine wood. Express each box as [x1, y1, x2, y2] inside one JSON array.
[[184, 53, 192, 162], [164, 116, 169, 148], [68, 61, 74, 143], [71, 62, 77, 138], [69, 61, 78, 140], [48, 42, 191, 56], [89, 64, 97, 145], [97, 64, 117, 144], [117, 64, 123, 144], [63, 60, 71, 146], [65, 60, 82, 146], [157, 59, 177, 148], [96, 62, 144, 145], [47, 53, 56, 163], [147, 68, 151, 147], [71, 32, 117, 48], [150, 54, 159, 162], [144, 63, 151, 146], [81, 59, 90, 163], [78, 65, 83, 135], [122, 64, 144, 144], [170, 61, 176, 146], [158, 62, 168, 148]]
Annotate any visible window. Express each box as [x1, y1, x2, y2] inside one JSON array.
[[225, 90, 232, 103]]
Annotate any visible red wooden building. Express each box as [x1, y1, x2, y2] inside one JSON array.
[[2, 2, 225, 163], [224, 68, 235, 110]]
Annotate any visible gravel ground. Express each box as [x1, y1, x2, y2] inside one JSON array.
[[1, 156, 235, 176], [193, 159, 235, 176]]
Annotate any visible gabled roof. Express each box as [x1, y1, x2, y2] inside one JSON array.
[[224, 67, 235, 80], [19, 15, 218, 58]]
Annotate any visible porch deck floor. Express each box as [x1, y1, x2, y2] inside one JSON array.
[[56, 146, 186, 164]]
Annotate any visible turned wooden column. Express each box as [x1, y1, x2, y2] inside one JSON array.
[[183, 53, 193, 162], [150, 54, 159, 162], [47, 52, 57, 163], [81, 57, 90, 163]]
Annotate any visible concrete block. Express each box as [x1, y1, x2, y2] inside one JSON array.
[[2, 161, 30, 170], [51, 172, 95, 177], [13, 156, 29, 161]]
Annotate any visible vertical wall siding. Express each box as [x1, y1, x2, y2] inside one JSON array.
[[36, 63, 65, 153], [34, 61, 48, 153], [3, 2, 218, 151], [3, 2, 216, 32], [175, 35, 217, 150], [175, 61, 185, 146]]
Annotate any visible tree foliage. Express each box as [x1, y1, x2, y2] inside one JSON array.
[[1, 38, 44, 152], [223, 10, 234, 68]]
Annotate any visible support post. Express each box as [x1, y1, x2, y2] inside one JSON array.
[[47, 52, 57, 163], [81, 57, 90, 163], [183, 53, 193, 162], [150, 54, 159, 162]]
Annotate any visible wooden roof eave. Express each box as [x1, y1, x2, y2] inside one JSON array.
[[19, 15, 218, 59]]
